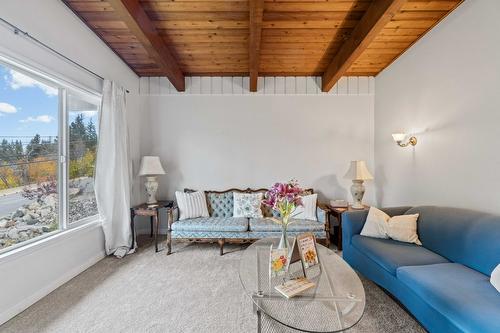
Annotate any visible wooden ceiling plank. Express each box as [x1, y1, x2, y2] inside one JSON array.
[[263, 19, 359, 29], [385, 20, 437, 29], [65, 1, 113, 12], [264, 1, 373, 12], [393, 11, 448, 20], [368, 41, 412, 49], [142, 1, 249, 12], [249, 0, 264, 92], [263, 11, 364, 22], [153, 20, 248, 30], [161, 30, 249, 43], [377, 27, 427, 36], [145, 11, 250, 22], [322, 0, 407, 92], [374, 34, 420, 42], [401, 1, 460, 12], [107, 0, 185, 91]]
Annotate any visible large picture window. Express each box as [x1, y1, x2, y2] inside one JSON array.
[[0, 57, 101, 253]]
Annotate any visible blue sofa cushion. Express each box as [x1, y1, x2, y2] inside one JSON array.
[[397, 263, 500, 333], [351, 235, 449, 276], [249, 218, 324, 232], [405, 206, 500, 276], [172, 217, 248, 232]]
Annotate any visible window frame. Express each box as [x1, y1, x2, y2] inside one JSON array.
[[0, 53, 102, 255]]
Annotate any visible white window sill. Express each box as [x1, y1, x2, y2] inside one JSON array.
[[0, 218, 102, 264]]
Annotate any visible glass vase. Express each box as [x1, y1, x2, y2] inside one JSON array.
[[278, 219, 290, 250]]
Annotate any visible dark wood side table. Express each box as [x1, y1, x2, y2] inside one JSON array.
[[328, 205, 369, 251], [130, 201, 174, 252]]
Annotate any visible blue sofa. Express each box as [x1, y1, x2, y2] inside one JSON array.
[[343, 206, 500, 333]]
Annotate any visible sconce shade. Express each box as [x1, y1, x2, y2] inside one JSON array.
[[344, 160, 374, 181], [392, 133, 406, 142], [138, 156, 166, 176]]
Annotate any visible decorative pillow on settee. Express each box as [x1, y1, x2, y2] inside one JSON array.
[[233, 192, 263, 218], [175, 191, 210, 220], [205, 192, 234, 217], [292, 193, 318, 221]]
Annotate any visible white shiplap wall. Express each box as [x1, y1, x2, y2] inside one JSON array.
[[139, 76, 375, 96]]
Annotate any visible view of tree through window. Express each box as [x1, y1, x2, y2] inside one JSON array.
[[0, 61, 100, 251], [68, 92, 99, 223]]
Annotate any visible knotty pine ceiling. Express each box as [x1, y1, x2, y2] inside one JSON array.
[[62, 0, 463, 91]]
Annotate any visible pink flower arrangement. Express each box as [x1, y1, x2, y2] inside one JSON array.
[[263, 179, 304, 226]]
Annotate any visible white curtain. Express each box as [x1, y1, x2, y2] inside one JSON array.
[[95, 80, 133, 256]]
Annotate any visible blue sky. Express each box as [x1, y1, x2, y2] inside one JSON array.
[[0, 63, 98, 139]]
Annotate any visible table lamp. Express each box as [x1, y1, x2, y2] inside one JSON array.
[[138, 156, 166, 204], [344, 160, 373, 209]]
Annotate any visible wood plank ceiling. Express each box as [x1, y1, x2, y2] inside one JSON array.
[[63, 0, 462, 91]]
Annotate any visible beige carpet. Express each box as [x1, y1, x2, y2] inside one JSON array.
[[1, 239, 425, 333]]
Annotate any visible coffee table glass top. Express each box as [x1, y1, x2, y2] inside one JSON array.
[[239, 238, 365, 332]]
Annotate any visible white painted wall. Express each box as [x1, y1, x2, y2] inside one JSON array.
[[374, 0, 500, 214], [144, 76, 376, 205], [0, 0, 143, 324]]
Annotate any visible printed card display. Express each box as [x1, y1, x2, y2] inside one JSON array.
[[269, 247, 289, 278], [297, 233, 319, 269]]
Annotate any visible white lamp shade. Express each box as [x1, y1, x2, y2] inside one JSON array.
[[138, 156, 166, 176], [344, 160, 373, 181], [392, 133, 406, 142]]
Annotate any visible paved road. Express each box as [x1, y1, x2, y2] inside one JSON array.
[[0, 192, 34, 218]]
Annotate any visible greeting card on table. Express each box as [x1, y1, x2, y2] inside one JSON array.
[[296, 233, 319, 269], [269, 247, 289, 278]]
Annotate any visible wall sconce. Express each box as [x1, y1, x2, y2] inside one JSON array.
[[392, 133, 417, 147]]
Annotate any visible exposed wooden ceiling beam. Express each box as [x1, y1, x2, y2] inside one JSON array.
[[107, 0, 185, 91], [249, 0, 264, 92], [321, 0, 407, 92]]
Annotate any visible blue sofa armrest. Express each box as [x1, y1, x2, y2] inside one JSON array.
[[343, 210, 369, 244]]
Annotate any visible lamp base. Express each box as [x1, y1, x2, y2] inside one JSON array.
[[350, 180, 366, 209], [145, 176, 159, 204]]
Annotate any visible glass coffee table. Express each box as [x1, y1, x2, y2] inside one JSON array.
[[239, 238, 365, 332]]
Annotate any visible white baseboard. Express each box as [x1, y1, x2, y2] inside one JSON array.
[[0, 250, 105, 325]]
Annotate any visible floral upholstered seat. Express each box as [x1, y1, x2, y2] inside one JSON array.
[[172, 217, 248, 232]]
